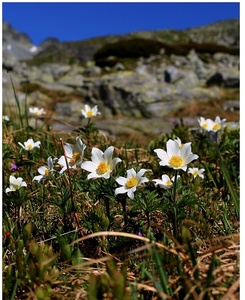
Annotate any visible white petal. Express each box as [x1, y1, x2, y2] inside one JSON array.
[[38, 166, 47, 175], [34, 141, 41, 148], [111, 157, 122, 169], [26, 138, 34, 144], [127, 168, 136, 178], [161, 174, 171, 182], [185, 154, 199, 165], [152, 179, 164, 185], [21, 181, 27, 187], [179, 165, 188, 171], [75, 137, 86, 153], [87, 172, 100, 179], [33, 175, 44, 182], [139, 177, 149, 185], [85, 104, 91, 112], [104, 146, 114, 161], [214, 116, 221, 123], [101, 172, 111, 179], [16, 177, 24, 184], [81, 161, 97, 173], [18, 142, 25, 149], [137, 168, 147, 178], [59, 166, 67, 174], [64, 144, 73, 158], [115, 186, 127, 195], [180, 143, 192, 160], [116, 176, 127, 185], [91, 148, 103, 164], [127, 187, 136, 199], [58, 156, 66, 167], [9, 175, 16, 184], [47, 157, 54, 170], [154, 149, 169, 165], [166, 139, 179, 157]]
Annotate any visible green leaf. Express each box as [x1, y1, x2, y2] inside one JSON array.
[[57, 235, 71, 262], [71, 247, 84, 266]]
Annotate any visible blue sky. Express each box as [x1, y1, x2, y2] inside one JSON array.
[[2, 2, 240, 46]]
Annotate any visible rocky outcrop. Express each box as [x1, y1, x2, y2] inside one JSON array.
[[2, 20, 240, 137], [3, 50, 239, 119], [3, 22, 40, 65]]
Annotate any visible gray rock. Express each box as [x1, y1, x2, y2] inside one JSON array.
[[164, 66, 183, 83]]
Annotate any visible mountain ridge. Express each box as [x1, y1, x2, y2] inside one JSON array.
[[3, 19, 239, 66]]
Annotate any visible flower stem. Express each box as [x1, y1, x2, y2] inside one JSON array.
[[172, 170, 179, 239], [121, 196, 128, 226], [60, 138, 83, 236]]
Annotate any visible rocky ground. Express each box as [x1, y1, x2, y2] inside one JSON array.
[[3, 20, 239, 146], [49, 89, 239, 147]]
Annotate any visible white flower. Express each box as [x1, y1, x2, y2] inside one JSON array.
[[154, 138, 198, 171], [58, 137, 86, 174], [115, 168, 149, 199], [18, 138, 41, 151], [188, 167, 205, 179], [6, 175, 27, 193], [81, 146, 121, 179], [153, 174, 174, 189], [210, 116, 226, 132], [3, 115, 10, 121], [153, 174, 181, 189], [198, 117, 213, 131], [29, 107, 46, 117], [81, 104, 101, 118], [33, 157, 55, 182]]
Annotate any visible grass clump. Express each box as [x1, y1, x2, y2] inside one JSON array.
[[2, 82, 240, 299]]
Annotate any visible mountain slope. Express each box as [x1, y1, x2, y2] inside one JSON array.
[[3, 19, 238, 66]]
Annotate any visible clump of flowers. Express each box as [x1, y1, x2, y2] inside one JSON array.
[[198, 116, 226, 132], [18, 138, 41, 151], [58, 137, 86, 174], [81, 146, 121, 179], [115, 168, 149, 199], [81, 105, 101, 119], [33, 157, 55, 182], [6, 175, 27, 193]]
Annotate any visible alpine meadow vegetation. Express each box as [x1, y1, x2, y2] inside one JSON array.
[[2, 81, 240, 300]]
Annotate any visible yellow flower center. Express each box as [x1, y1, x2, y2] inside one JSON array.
[[212, 123, 221, 131], [193, 171, 198, 177], [70, 152, 81, 165], [126, 177, 138, 189], [169, 155, 183, 168], [26, 144, 33, 150], [12, 184, 21, 190], [87, 110, 94, 117], [97, 162, 110, 175], [166, 179, 172, 185], [45, 169, 50, 176], [179, 143, 183, 148], [202, 123, 208, 129]]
